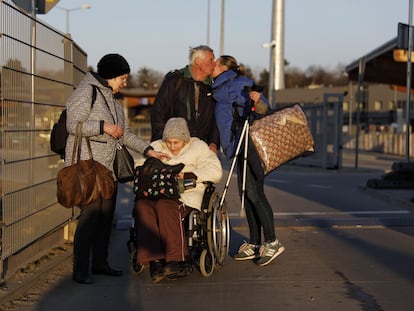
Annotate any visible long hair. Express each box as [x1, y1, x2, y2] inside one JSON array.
[[219, 55, 245, 76]]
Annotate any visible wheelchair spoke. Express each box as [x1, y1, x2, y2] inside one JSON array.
[[212, 198, 230, 266]]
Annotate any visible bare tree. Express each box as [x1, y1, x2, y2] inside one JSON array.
[[122, 62, 348, 91], [284, 67, 310, 88], [136, 67, 164, 89], [258, 69, 270, 95]]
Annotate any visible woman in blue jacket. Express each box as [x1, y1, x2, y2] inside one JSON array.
[[212, 55, 285, 266]]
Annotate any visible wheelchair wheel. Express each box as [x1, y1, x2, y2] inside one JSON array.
[[127, 228, 144, 274], [207, 194, 230, 267], [129, 246, 144, 274], [199, 248, 215, 277]]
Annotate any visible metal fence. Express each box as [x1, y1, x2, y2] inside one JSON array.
[[0, 0, 86, 279], [343, 132, 414, 157]]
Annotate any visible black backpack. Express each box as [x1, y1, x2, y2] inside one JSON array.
[[50, 86, 97, 158]]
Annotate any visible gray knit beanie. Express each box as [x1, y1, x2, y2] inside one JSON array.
[[162, 117, 191, 142]]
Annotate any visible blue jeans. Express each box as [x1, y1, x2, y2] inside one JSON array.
[[237, 153, 276, 245]]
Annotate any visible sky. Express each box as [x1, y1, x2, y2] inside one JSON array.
[[37, 0, 410, 77]]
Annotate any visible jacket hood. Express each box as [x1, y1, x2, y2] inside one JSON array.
[[79, 72, 118, 97], [79, 72, 106, 89], [212, 69, 238, 90]]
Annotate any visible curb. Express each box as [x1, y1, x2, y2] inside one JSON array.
[[230, 216, 414, 229], [358, 185, 414, 211], [0, 244, 73, 307]]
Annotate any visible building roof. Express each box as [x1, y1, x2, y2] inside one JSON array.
[[345, 37, 414, 86], [121, 88, 158, 98]]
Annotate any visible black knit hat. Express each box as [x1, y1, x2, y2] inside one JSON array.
[[97, 54, 130, 79]]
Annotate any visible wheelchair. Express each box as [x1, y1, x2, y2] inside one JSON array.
[[126, 182, 230, 277]]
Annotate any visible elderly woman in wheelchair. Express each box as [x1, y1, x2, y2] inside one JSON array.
[[131, 117, 223, 283]]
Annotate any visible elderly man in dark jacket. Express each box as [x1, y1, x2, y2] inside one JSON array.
[[150, 45, 220, 153]]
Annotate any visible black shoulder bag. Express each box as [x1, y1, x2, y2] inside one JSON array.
[[98, 88, 135, 183]]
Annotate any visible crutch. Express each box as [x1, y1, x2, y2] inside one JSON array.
[[217, 110, 252, 217]]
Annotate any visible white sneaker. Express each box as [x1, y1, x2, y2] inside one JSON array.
[[256, 239, 285, 266], [233, 241, 260, 260]]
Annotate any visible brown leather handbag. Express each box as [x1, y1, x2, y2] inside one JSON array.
[[56, 123, 115, 208], [249, 104, 315, 175]]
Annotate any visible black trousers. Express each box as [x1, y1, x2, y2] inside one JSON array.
[[73, 183, 118, 275], [236, 149, 276, 245]]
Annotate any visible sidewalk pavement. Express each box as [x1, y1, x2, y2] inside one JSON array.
[[0, 149, 413, 310], [338, 149, 414, 210]]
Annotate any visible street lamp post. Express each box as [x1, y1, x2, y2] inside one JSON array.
[[220, 0, 225, 55], [56, 4, 91, 33], [263, 0, 285, 108], [405, 0, 413, 163], [206, 0, 210, 46]]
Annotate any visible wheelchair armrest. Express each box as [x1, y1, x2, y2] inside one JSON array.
[[201, 181, 216, 211]]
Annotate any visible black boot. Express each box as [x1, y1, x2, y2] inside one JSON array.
[[72, 272, 95, 284], [91, 264, 123, 276], [163, 261, 192, 279], [73, 261, 94, 284], [149, 260, 165, 283], [73, 256, 94, 284]]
